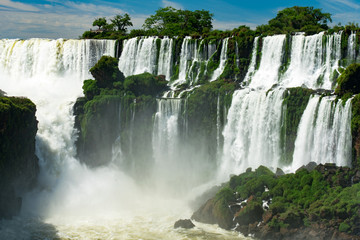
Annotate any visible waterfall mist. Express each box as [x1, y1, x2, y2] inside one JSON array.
[[0, 32, 356, 239], [0, 38, 233, 239]]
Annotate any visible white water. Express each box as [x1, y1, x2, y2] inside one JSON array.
[[119, 36, 224, 87], [219, 88, 285, 179], [0, 33, 356, 238], [152, 98, 216, 194], [244, 33, 342, 90], [220, 32, 351, 177], [347, 31, 357, 63], [247, 35, 286, 89], [158, 37, 174, 80], [177, 37, 198, 85], [242, 37, 259, 84], [211, 38, 229, 81], [291, 96, 352, 170], [281, 32, 324, 88], [0, 38, 246, 239], [118, 37, 158, 77]]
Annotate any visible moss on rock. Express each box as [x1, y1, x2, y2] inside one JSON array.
[[0, 97, 39, 219]]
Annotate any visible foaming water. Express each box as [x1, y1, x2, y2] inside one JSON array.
[[0, 38, 246, 239]]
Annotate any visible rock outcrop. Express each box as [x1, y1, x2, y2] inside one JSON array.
[[0, 96, 39, 219], [192, 164, 360, 239]]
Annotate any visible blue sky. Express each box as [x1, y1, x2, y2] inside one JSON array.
[[1, 0, 360, 39]]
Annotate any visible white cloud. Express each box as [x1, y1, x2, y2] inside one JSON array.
[[161, 0, 183, 9], [328, 0, 360, 9], [0, 0, 39, 11], [63, 1, 125, 16], [0, 0, 137, 39]]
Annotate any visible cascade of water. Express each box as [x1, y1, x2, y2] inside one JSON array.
[[118, 37, 158, 77], [280, 32, 342, 89], [0, 39, 128, 218], [216, 94, 221, 158], [291, 96, 352, 170], [177, 37, 196, 85], [347, 31, 357, 63], [152, 99, 182, 164], [0, 39, 115, 81], [112, 102, 123, 165], [211, 38, 229, 81], [242, 37, 259, 84], [157, 37, 173, 80], [152, 98, 183, 192], [281, 33, 324, 88], [323, 32, 342, 89], [248, 35, 286, 89], [219, 88, 285, 179]]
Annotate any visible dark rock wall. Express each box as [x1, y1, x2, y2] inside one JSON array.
[[0, 96, 39, 219]]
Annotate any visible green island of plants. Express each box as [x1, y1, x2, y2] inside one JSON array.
[[192, 165, 360, 239], [74, 56, 167, 173]]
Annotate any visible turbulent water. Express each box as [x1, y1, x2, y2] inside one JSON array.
[[219, 32, 352, 178], [0, 32, 357, 239], [0, 38, 246, 240]]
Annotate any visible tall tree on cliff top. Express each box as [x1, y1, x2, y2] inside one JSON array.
[[92, 17, 108, 30], [111, 13, 133, 33], [143, 7, 213, 35], [257, 6, 332, 34]]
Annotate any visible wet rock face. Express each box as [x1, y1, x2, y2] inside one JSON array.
[[0, 97, 39, 219], [174, 219, 195, 229]]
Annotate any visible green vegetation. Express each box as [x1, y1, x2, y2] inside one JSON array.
[[281, 87, 315, 164], [256, 6, 332, 35], [92, 17, 107, 30], [111, 14, 133, 33], [81, 6, 342, 40], [0, 96, 39, 219], [351, 94, 360, 168], [89, 55, 125, 88], [335, 63, 360, 96], [193, 165, 360, 238], [143, 7, 213, 36], [123, 73, 168, 97], [82, 14, 134, 39], [74, 55, 167, 171]]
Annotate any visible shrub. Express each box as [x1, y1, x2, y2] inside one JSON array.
[[90, 56, 125, 88], [335, 63, 360, 96]]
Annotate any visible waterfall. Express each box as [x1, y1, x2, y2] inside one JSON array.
[[118, 37, 158, 77], [219, 88, 285, 179], [119, 36, 223, 87], [152, 98, 182, 165], [152, 98, 184, 192], [0, 39, 140, 218], [211, 38, 229, 81], [157, 37, 174, 80], [243, 37, 259, 84], [347, 31, 357, 63], [243, 33, 342, 90], [0, 39, 115, 81], [247, 35, 286, 89], [291, 96, 352, 170], [177, 37, 198, 85], [219, 32, 351, 177], [282, 32, 343, 89]]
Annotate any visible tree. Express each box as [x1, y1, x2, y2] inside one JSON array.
[[143, 7, 213, 35], [111, 13, 133, 33], [92, 17, 108, 30], [257, 6, 332, 34], [90, 56, 125, 88]]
